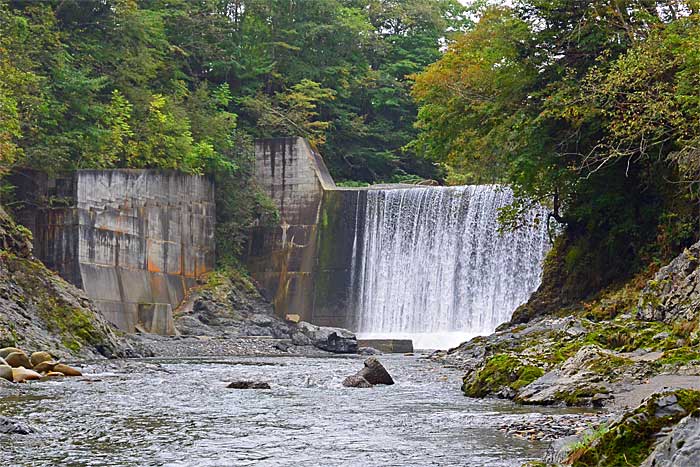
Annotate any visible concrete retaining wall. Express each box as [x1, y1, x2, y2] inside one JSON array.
[[246, 137, 365, 328], [13, 170, 215, 333]]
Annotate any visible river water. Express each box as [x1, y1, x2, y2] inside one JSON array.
[[1, 355, 567, 466]]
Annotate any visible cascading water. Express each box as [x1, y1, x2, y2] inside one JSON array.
[[352, 185, 551, 349]]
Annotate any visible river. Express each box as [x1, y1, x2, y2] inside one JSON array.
[[1, 354, 572, 466]]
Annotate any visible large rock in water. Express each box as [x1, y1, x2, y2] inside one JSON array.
[[296, 321, 358, 354], [343, 357, 394, 387], [342, 375, 373, 388], [227, 381, 271, 389], [638, 240, 700, 323]]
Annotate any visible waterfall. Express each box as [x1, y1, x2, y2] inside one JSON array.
[[352, 185, 551, 349]]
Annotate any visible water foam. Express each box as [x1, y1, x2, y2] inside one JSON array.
[[352, 185, 550, 349]]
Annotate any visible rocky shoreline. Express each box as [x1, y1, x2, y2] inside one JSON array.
[[430, 240, 700, 466]]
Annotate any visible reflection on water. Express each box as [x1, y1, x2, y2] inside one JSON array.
[[1, 355, 565, 466]]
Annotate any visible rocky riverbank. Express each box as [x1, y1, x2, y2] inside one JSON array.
[[135, 268, 360, 358], [433, 240, 700, 466], [0, 207, 131, 361]]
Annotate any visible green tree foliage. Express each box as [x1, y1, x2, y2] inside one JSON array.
[[162, 0, 470, 182], [412, 1, 700, 296], [0, 0, 465, 260]]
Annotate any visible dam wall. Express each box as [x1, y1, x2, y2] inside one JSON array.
[[246, 138, 364, 328], [12, 170, 216, 333], [247, 137, 551, 339]]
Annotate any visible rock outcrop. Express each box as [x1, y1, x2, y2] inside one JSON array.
[[563, 390, 700, 466], [516, 345, 629, 407], [641, 410, 700, 467], [638, 240, 700, 324], [0, 207, 131, 360], [172, 270, 358, 354], [175, 270, 294, 340]]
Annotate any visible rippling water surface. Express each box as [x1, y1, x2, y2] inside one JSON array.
[[2, 355, 562, 466]]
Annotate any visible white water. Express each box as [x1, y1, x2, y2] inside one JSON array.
[[353, 185, 551, 350]]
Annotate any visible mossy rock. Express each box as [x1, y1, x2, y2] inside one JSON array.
[[568, 389, 700, 466], [462, 353, 544, 398]]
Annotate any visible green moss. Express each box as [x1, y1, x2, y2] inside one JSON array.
[[0, 251, 106, 354], [514, 366, 545, 389], [656, 347, 700, 366], [588, 353, 631, 376], [570, 390, 700, 466], [554, 386, 608, 406], [463, 354, 544, 397], [38, 298, 101, 352], [675, 389, 700, 412]]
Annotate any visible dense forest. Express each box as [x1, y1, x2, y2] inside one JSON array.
[[1, 0, 699, 284], [0, 0, 469, 261], [412, 0, 700, 308]]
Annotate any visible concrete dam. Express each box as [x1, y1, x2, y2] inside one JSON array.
[[13, 170, 215, 334], [247, 138, 551, 347], [13, 138, 549, 345]]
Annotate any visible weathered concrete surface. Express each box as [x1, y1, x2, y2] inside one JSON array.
[[247, 137, 366, 328], [13, 170, 215, 333], [357, 339, 414, 354]]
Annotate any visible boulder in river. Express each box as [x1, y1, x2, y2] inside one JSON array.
[[33, 361, 57, 373], [0, 347, 23, 359], [296, 321, 358, 354], [53, 363, 82, 377], [227, 381, 271, 389], [5, 351, 32, 369], [12, 367, 42, 383], [0, 364, 13, 382], [342, 375, 373, 388], [343, 357, 394, 387], [30, 351, 52, 367]]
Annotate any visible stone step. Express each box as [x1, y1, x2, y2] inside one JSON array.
[[357, 339, 413, 353]]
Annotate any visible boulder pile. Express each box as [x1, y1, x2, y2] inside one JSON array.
[[0, 347, 82, 383]]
